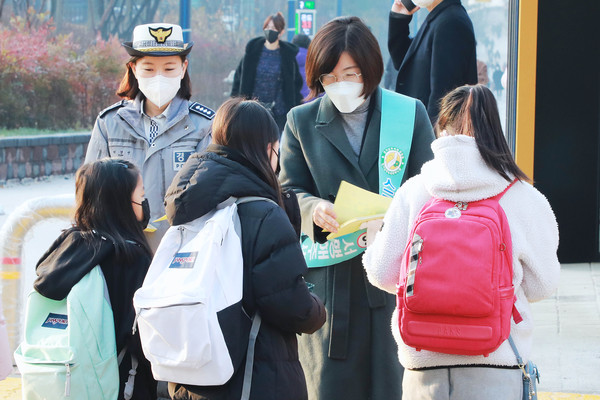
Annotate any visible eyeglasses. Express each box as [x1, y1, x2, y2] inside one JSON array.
[[132, 198, 146, 206], [318, 72, 362, 87]]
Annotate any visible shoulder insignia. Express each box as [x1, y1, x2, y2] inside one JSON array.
[[98, 99, 127, 118], [189, 102, 215, 120]]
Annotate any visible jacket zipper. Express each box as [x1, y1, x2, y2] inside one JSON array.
[[65, 363, 71, 397]]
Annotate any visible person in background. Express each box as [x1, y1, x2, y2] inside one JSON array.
[[292, 33, 312, 101], [363, 84, 560, 399], [389, 0, 477, 123], [164, 98, 326, 400], [231, 12, 303, 133], [493, 63, 504, 96], [85, 23, 213, 249], [279, 16, 435, 400], [35, 159, 157, 399], [477, 59, 489, 86]]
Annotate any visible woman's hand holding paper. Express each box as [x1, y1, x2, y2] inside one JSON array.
[[313, 200, 339, 233]]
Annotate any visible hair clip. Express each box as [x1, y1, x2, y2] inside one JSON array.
[[112, 161, 129, 169]]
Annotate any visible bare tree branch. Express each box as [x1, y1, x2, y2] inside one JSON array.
[[96, 0, 116, 31]]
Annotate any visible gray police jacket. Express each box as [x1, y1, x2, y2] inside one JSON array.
[[85, 95, 213, 224]]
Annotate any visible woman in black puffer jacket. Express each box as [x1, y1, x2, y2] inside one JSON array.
[[164, 98, 326, 400]]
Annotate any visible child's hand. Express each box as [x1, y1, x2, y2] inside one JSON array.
[[359, 219, 384, 246]]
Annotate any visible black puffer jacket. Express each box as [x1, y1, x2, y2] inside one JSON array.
[[164, 144, 326, 400]]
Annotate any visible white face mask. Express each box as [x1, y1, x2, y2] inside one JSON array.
[[137, 74, 181, 108], [412, 0, 436, 8], [323, 81, 365, 113]]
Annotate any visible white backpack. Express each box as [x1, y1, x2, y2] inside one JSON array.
[[133, 197, 274, 391]]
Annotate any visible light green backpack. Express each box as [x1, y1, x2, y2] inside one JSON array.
[[14, 266, 119, 399]]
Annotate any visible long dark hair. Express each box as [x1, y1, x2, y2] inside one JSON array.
[[436, 84, 529, 182], [305, 16, 383, 100], [116, 55, 192, 100], [211, 98, 283, 206], [74, 158, 151, 258]]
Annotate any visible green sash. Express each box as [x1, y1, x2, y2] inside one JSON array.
[[302, 90, 416, 268]]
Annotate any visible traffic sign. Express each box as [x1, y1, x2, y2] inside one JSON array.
[[295, 9, 316, 37], [298, 1, 315, 9]]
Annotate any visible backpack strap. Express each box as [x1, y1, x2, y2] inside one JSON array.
[[123, 355, 138, 400], [512, 300, 523, 324], [117, 347, 139, 400], [240, 312, 262, 400], [235, 196, 278, 206], [490, 180, 524, 325], [234, 196, 273, 399], [490, 179, 518, 201]]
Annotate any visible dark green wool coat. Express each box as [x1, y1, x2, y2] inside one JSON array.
[[279, 87, 435, 400]]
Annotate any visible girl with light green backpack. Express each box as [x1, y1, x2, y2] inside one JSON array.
[[14, 158, 156, 399]]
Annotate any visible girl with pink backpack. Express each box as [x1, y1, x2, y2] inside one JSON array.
[[363, 84, 560, 399]]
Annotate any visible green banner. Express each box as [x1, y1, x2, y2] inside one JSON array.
[[379, 89, 416, 197], [301, 230, 367, 268]]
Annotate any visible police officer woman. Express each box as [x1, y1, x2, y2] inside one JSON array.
[[85, 23, 213, 248]]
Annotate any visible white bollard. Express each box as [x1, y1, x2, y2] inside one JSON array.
[[0, 194, 75, 353]]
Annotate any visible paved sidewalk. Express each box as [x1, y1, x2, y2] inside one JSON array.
[[529, 263, 600, 395], [1, 263, 599, 399]]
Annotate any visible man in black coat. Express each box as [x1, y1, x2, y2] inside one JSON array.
[[389, 0, 477, 123]]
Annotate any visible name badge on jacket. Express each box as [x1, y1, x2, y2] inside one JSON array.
[[173, 151, 193, 170]]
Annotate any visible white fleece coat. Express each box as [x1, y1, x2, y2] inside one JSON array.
[[363, 135, 560, 370]]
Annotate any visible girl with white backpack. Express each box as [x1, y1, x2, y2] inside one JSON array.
[[163, 98, 326, 400]]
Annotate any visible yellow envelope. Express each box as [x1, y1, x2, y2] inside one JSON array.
[[143, 215, 168, 233], [326, 181, 392, 240]]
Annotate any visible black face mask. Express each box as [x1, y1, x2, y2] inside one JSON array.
[[264, 29, 279, 44], [133, 198, 151, 230]]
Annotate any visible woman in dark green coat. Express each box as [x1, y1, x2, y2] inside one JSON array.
[[279, 17, 435, 400]]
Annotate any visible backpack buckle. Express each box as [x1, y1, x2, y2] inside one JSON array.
[[454, 201, 468, 211]]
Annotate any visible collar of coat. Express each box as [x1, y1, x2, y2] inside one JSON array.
[[118, 94, 190, 137], [426, 0, 463, 23], [313, 87, 381, 188]]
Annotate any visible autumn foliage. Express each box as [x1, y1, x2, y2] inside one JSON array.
[[0, 11, 127, 130]]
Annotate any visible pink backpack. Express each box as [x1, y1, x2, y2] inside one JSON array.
[[396, 182, 522, 356]]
